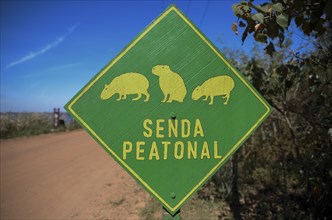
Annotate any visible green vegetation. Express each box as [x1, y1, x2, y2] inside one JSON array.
[[0, 112, 81, 139], [223, 1, 331, 218], [205, 32, 331, 219], [231, 0, 332, 55], [0, 112, 53, 139], [139, 194, 232, 220], [141, 1, 331, 218]]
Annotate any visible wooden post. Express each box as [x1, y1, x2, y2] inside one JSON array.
[[53, 108, 60, 127]]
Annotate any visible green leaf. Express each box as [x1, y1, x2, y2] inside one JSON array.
[[256, 3, 271, 13], [232, 4, 243, 16], [232, 3, 241, 16], [252, 13, 264, 23], [255, 33, 268, 43], [232, 3, 239, 12], [264, 42, 275, 57], [272, 3, 284, 13], [276, 13, 289, 28], [243, 5, 250, 12]]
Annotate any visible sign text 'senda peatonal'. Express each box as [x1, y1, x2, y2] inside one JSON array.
[[122, 119, 223, 161], [65, 5, 272, 215]]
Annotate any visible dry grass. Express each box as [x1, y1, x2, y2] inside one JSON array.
[[0, 112, 80, 139]]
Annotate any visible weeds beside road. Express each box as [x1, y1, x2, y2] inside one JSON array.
[[0, 112, 80, 139]]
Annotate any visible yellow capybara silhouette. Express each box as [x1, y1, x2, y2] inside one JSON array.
[[152, 65, 187, 103], [192, 75, 235, 105], [100, 73, 150, 102]]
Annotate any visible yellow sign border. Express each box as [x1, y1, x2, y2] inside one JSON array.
[[67, 6, 271, 213]]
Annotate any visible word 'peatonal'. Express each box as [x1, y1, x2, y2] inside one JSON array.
[[122, 119, 222, 161]]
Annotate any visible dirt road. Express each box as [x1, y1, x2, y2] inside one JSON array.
[[0, 130, 150, 219]]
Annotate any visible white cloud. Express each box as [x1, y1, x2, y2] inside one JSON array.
[[67, 24, 79, 33], [19, 62, 81, 79], [5, 25, 78, 70]]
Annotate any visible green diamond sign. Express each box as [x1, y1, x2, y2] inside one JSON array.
[[65, 5, 272, 215]]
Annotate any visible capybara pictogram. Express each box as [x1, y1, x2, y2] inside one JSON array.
[[192, 75, 235, 105], [101, 73, 150, 102], [152, 65, 187, 103]]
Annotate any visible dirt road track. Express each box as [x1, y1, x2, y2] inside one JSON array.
[[1, 130, 150, 219]]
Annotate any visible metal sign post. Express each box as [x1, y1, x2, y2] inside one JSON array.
[[65, 5, 271, 216]]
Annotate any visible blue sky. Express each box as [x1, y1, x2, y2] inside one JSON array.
[[1, 0, 303, 112]]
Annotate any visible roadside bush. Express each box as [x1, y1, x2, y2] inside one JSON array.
[[66, 119, 81, 131], [0, 113, 53, 139], [0, 112, 81, 139]]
